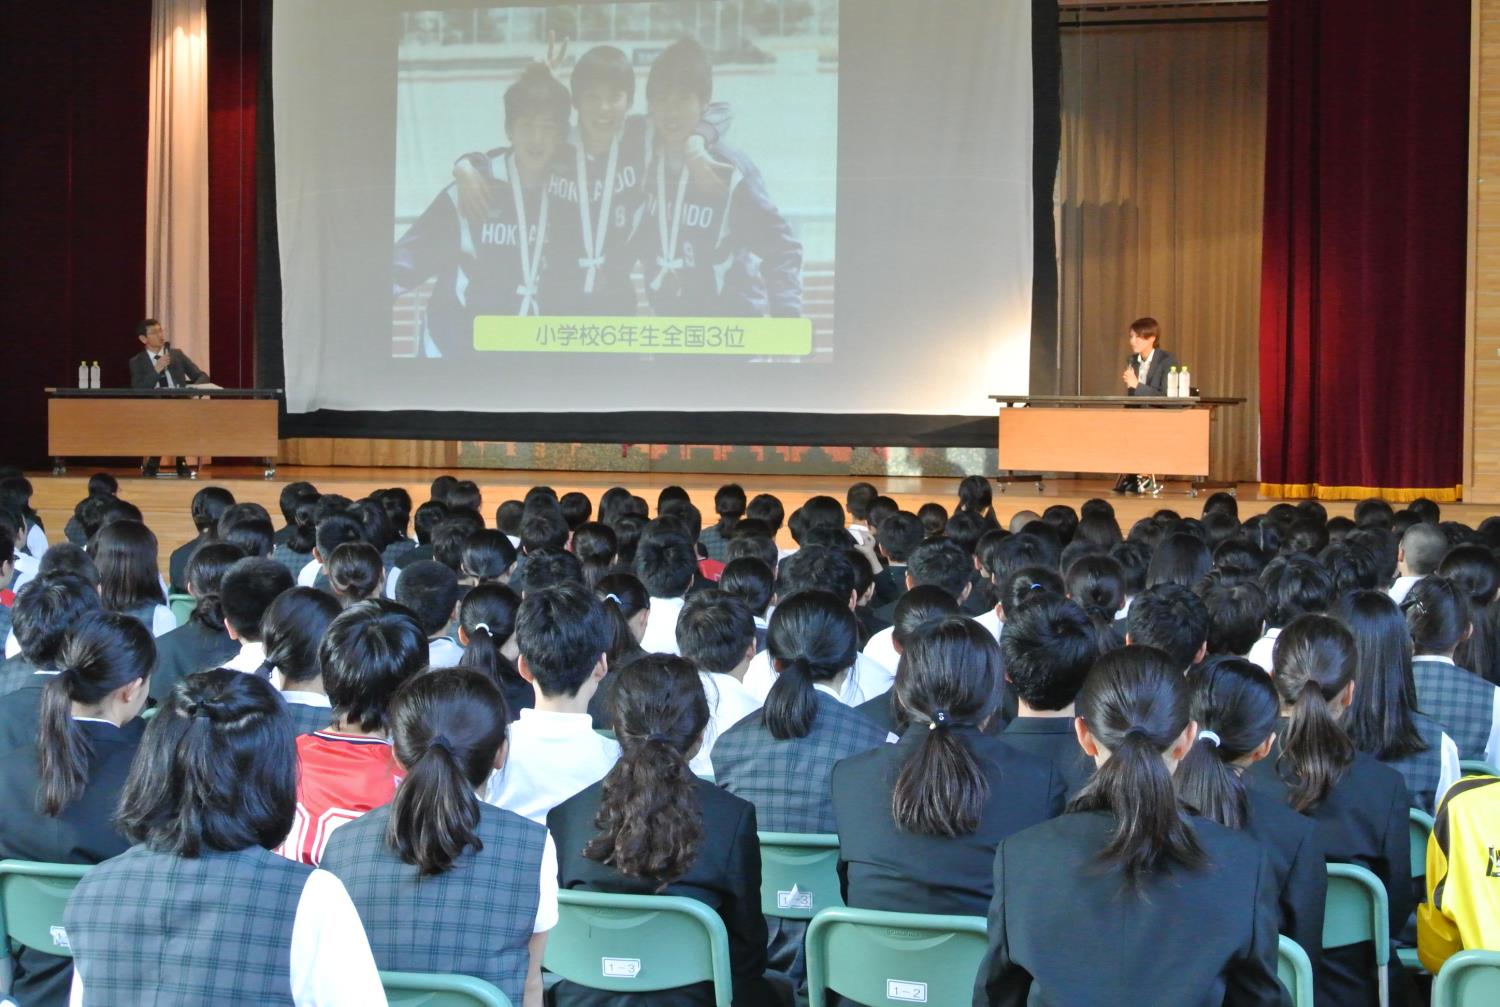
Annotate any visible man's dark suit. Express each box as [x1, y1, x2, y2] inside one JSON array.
[[1127, 348, 1177, 397], [128, 347, 209, 390]]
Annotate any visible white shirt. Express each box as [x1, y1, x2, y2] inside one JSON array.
[[533, 833, 560, 933], [1247, 627, 1283, 673], [689, 672, 762, 778], [974, 607, 1003, 643], [297, 559, 322, 588], [146, 604, 177, 639], [69, 868, 386, 1007], [1415, 654, 1500, 765], [280, 689, 332, 710], [1436, 732, 1462, 811], [740, 649, 886, 708], [427, 636, 465, 669], [862, 627, 900, 676], [11, 551, 39, 595], [384, 564, 402, 600], [223, 640, 267, 675], [639, 596, 686, 655], [25, 522, 48, 560], [485, 708, 621, 825], [1388, 575, 1425, 606]]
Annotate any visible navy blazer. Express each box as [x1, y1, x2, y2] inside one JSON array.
[[1000, 716, 1095, 799], [1128, 348, 1177, 397]]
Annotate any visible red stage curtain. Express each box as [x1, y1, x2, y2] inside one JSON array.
[[1259, 0, 1469, 502], [207, 0, 260, 389]]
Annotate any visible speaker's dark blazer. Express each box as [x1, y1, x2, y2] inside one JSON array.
[[1128, 349, 1177, 397], [0, 717, 145, 1007], [1246, 736, 1412, 1007], [127, 347, 209, 389], [972, 810, 1284, 1007], [547, 776, 782, 1007], [831, 726, 1065, 917]]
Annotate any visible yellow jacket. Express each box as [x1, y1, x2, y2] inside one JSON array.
[[1418, 775, 1500, 972]]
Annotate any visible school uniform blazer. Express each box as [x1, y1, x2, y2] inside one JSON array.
[[0, 653, 38, 697], [872, 564, 907, 606], [0, 671, 50, 750], [1242, 788, 1327, 982], [128, 347, 209, 389], [168, 533, 209, 593], [973, 810, 1283, 1007], [1128, 349, 1177, 397], [149, 617, 239, 703], [1000, 716, 1095, 799], [831, 727, 1065, 917], [547, 777, 780, 1007]]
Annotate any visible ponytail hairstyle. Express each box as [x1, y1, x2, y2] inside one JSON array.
[[1332, 590, 1428, 760], [385, 668, 507, 876], [571, 522, 617, 589], [890, 617, 1000, 836], [1065, 554, 1127, 639], [1438, 545, 1500, 685], [38, 612, 155, 816], [1175, 656, 1278, 829], [1270, 614, 1358, 812], [1402, 575, 1470, 657], [1069, 646, 1205, 886], [90, 519, 166, 611], [458, 584, 526, 695], [764, 590, 858, 740], [585, 655, 709, 887], [261, 588, 342, 688], [184, 542, 247, 631], [286, 499, 319, 555], [594, 572, 648, 670], [461, 529, 517, 586], [327, 541, 384, 607]]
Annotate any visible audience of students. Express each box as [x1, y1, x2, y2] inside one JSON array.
[[148, 541, 245, 701]]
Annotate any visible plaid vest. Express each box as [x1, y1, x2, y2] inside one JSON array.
[[320, 802, 544, 1006], [1384, 711, 1447, 813], [64, 844, 311, 1006], [1413, 659, 1497, 761]]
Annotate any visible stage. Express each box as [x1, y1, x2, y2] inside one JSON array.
[[27, 466, 1499, 577]]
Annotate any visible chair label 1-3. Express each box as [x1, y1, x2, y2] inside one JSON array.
[[49, 926, 71, 950], [602, 957, 641, 978], [776, 885, 813, 911], [886, 979, 928, 1002]]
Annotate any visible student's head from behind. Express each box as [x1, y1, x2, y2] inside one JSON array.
[[386, 667, 509, 876], [1398, 521, 1449, 577], [515, 582, 611, 700], [1199, 581, 1267, 658], [765, 590, 858, 741], [116, 669, 295, 856], [1125, 583, 1209, 671], [89, 519, 164, 612], [183, 541, 246, 631], [1065, 554, 1127, 634], [1174, 655, 1279, 829], [675, 590, 755, 676], [1145, 533, 1212, 590], [846, 482, 878, 523], [1402, 575, 1471, 657], [1001, 594, 1099, 712], [717, 556, 774, 619], [904, 538, 972, 601], [261, 587, 341, 689], [458, 583, 523, 686], [392, 562, 458, 640], [326, 542, 384, 607], [319, 600, 428, 733], [1070, 645, 1205, 885], [12, 573, 102, 668], [220, 558, 295, 643], [277, 481, 319, 527], [136, 317, 167, 351], [773, 545, 857, 609], [313, 512, 364, 564], [595, 573, 650, 669], [38, 611, 155, 816], [892, 585, 961, 653], [1127, 316, 1160, 355], [647, 37, 712, 146], [518, 546, 585, 595], [634, 522, 697, 599], [1268, 614, 1358, 812], [1331, 590, 1425, 758], [1258, 555, 1334, 628], [189, 486, 236, 535], [589, 654, 710, 886], [876, 511, 924, 565], [505, 63, 570, 174]]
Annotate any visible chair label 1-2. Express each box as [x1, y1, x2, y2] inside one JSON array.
[[602, 957, 641, 978], [886, 979, 928, 1002]]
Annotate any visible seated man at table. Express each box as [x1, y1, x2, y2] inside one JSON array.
[[127, 318, 214, 477]]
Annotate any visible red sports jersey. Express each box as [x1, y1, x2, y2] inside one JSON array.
[[277, 730, 401, 866]]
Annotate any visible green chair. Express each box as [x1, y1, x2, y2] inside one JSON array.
[[1325, 862, 1391, 1007], [758, 832, 842, 920], [1459, 760, 1500, 778], [1398, 808, 1436, 974], [544, 890, 732, 1007], [804, 906, 988, 1007], [380, 970, 512, 1007], [0, 860, 91, 994], [168, 591, 195, 627], [1431, 949, 1500, 1006], [1277, 935, 1315, 1007]]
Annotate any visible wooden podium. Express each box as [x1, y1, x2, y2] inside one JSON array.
[[47, 388, 282, 478], [989, 395, 1244, 495]]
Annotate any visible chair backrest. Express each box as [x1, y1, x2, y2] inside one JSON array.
[[804, 906, 988, 1007], [379, 970, 512, 1007], [1459, 760, 1500, 778], [757, 832, 842, 920], [1431, 949, 1500, 1006], [1409, 807, 1434, 886], [1277, 935, 1315, 1007], [544, 890, 732, 1007], [0, 860, 91, 961], [167, 592, 195, 627], [1325, 862, 1391, 1007]]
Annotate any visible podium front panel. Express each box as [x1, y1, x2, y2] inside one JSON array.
[[49, 398, 279, 457], [998, 406, 1212, 476]]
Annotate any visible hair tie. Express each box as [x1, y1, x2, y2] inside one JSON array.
[[184, 701, 213, 721], [645, 732, 671, 744], [929, 709, 951, 730], [1198, 729, 1222, 748], [254, 659, 275, 681], [604, 593, 622, 605], [471, 622, 491, 636], [427, 733, 454, 756], [1123, 726, 1150, 742]]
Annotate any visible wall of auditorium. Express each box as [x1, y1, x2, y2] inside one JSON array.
[[1469, 0, 1500, 503]]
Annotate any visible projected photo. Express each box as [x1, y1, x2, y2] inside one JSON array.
[[391, 1, 838, 359]]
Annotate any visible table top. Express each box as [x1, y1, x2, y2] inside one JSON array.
[[47, 388, 282, 399], [989, 395, 1245, 407]]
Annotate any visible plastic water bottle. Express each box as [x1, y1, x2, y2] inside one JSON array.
[[78, 361, 89, 388], [1179, 365, 1191, 398], [1166, 366, 1180, 397], [89, 361, 101, 389]]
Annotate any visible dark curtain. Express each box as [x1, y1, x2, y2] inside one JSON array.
[[1259, 0, 1469, 501], [208, 0, 261, 389]]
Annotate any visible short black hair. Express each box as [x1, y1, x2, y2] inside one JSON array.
[[846, 482, 878, 521], [86, 472, 119, 497], [906, 539, 972, 598], [1126, 583, 1210, 670], [394, 560, 461, 636], [676, 590, 755, 674], [746, 493, 785, 533], [1001, 594, 1098, 710], [634, 523, 697, 598], [495, 500, 524, 535], [222, 518, 275, 560], [1259, 555, 1334, 627], [516, 583, 611, 698], [1110, 541, 1151, 595], [718, 557, 774, 617], [726, 530, 778, 570], [413, 500, 449, 544], [558, 492, 593, 530], [876, 512, 924, 563], [462, 529, 517, 582], [278, 481, 319, 525], [36, 543, 99, 586], [714, 483, 748, 521], [775, 545, 856, 605], [320, 600, 428, 732], [1200, 581, 1267, 657], [315, 512, 364, 558], [520, 509, 569, 554], [261, 587, 342, 687], [190, 486, 236, 534], [219, 558, 294, 641], [517, 546, 584, 593], [13, 574, 102, 667]]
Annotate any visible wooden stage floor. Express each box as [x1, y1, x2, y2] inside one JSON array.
[[26, 464, 1500, 575]]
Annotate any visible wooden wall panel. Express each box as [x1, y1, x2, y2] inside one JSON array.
[[1468, 0, 1500, 501], [278, 438, 460, 469]]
